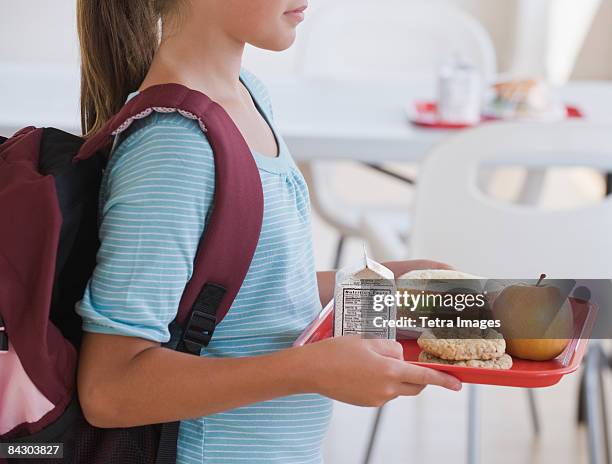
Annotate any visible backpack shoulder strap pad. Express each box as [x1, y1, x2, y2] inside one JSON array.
[[76, 84, 264, 354]]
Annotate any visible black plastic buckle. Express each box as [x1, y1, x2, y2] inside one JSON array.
[[181, 283, 226, 354], [0, 333, 7, 352], [0, 315, 7, 353], [182, 311, 217, 354]]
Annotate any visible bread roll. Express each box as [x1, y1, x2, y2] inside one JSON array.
[[398, 269, 482, 281]]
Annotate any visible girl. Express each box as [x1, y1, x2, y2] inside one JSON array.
[[75, 1, 462, 462]]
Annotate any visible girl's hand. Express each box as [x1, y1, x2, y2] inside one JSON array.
[[301, 336, 462, 407], [383, 259, 454, 279]]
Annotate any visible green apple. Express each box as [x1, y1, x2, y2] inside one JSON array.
[[492, 278, 574, 361]]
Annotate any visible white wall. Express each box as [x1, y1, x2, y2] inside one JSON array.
[[0, 1, 79, 64], [573, 0, 612, 79], [1, 0, 610, 78]]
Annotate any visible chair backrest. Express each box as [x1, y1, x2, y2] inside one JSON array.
[[296, 0, 497, 238], [410, 121, 612, 278], [297, 0, 496, 81]]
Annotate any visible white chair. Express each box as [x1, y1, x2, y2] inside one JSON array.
[[296, 0, 496, 267], [363, 121, 612, 464], [367, 121, 612, 276]]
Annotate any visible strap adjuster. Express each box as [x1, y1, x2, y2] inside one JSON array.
[[182, 311, 216, 354], [180, 283, 226, 354], [0, 315, 7, 353], [0, 333, 7, 353]]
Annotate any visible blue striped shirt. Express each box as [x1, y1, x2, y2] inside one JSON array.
[[76, 70, 333, 463]]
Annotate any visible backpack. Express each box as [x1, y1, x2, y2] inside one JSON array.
[[0, 83, 264, 464]]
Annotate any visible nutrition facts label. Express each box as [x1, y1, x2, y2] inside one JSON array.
[[339, 287, 394, 338]]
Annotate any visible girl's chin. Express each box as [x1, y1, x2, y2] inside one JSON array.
[[252, 31, 297, 52]]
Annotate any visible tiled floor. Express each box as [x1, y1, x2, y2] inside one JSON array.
[[308, 163, 610, 463]]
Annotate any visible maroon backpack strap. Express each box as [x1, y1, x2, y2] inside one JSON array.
[[76, 83, 263, 354]]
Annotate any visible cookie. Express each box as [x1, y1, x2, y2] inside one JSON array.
[[418, 351, 513, 370], [417, 327, 506, 361]]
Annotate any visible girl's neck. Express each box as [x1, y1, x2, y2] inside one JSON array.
[[140, 20, 245, 102]]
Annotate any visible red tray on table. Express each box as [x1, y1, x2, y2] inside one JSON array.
[[294, 298, 597, 388], [408, 100, 583, 129]]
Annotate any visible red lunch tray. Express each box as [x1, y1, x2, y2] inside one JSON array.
[[409, 100, 583, 129], [294, 298, 597, 388]]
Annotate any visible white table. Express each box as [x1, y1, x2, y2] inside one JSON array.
[[263, 74, 612, 163], [2, 63, 612, 162]]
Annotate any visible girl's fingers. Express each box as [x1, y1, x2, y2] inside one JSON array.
[[396, 383, 427, 396], [369, 339, 404, 360], [399, 364, 462, 391]]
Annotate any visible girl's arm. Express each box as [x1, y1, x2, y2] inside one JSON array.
[[78, 331, 461, 428], [316, 259, 453, 305], [76, 125, 460, 428]]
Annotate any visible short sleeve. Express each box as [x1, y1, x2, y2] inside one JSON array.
[[75, 114, 216, 343]]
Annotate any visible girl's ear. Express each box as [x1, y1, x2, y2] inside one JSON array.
[[77, 0, 161, 137]]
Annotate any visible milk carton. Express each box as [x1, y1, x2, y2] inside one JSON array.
[[437, 56, 482, 125], [333, 249, 396, 339]]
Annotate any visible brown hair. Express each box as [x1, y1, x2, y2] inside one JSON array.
[[77, 1, 166, 136]]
